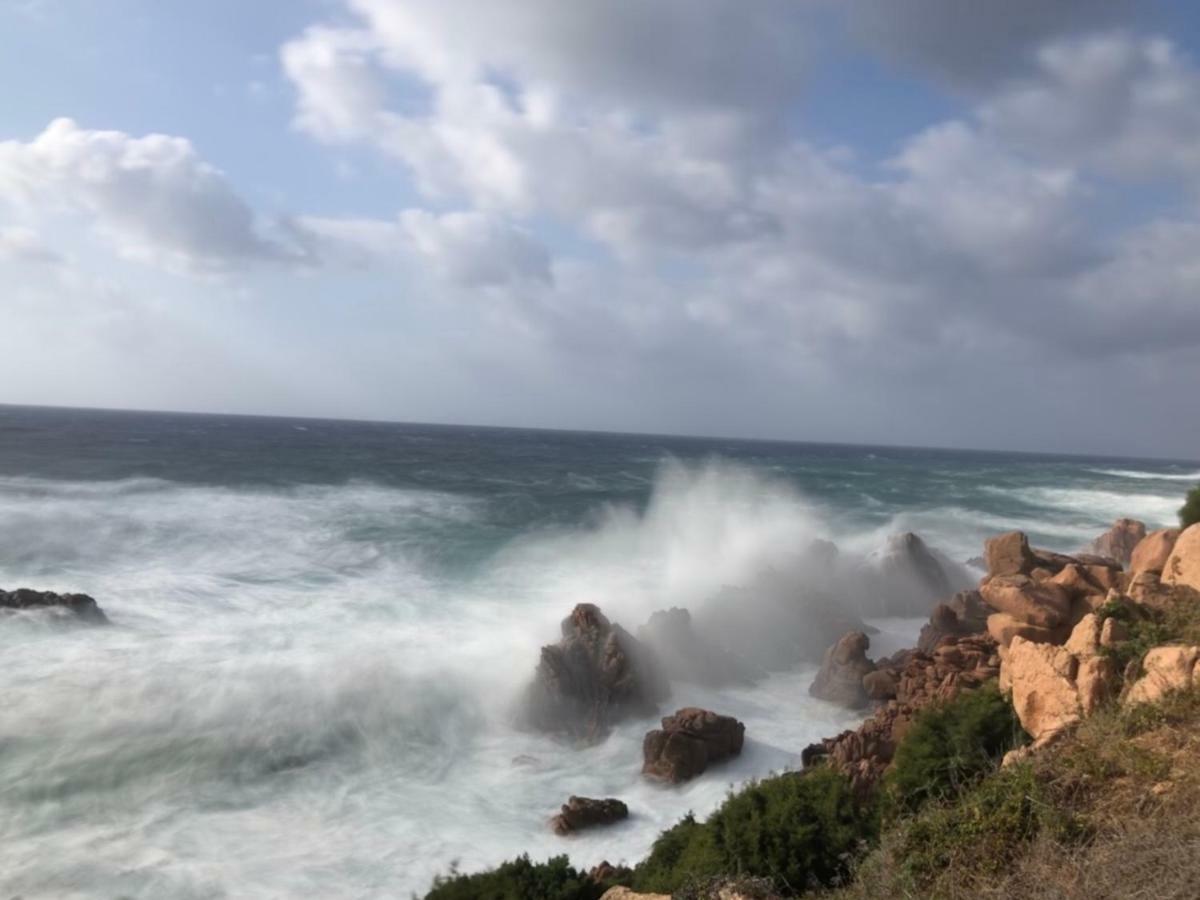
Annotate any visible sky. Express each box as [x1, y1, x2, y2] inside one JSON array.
[[1, 0, 1199, 458]]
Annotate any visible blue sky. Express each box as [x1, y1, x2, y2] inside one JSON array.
[[2, 0, 1200, 457]]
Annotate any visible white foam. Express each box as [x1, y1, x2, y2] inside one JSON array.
[[1089, 468, 1200, 482]]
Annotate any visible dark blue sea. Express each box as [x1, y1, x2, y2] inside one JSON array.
[[1, 404, 1196, 897]]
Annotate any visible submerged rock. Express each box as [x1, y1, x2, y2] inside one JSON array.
[[0, 588, 108, 624], [642, 707, 745, 784], [520, 604, 668, 743], [550, 796, 629, 835]]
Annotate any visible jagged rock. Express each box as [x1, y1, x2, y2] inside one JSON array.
[[0, 588, 108, 623], [809, 631, 875, 709], [1163, 524, 1200, 592], [642, 707, 745, 784], [550, 796, 628, 835], [1090, 518, 1147, 567], [1100, 617, 1128, 647], [637, 607, 759, 687], [980, 575, 1071, 628], [1124, 646, 1200, 706], [1130, 528, 1181, 577], [521, 604, 668, 742], [601, 889, 669, 900], [1126, 570, 1177, 609], [589, 861, 631, 884], [985, 531, 1038, 577], [917, 590, 990, 652], [1064, 613, 1102, 657], [861, 532, 966, 616]]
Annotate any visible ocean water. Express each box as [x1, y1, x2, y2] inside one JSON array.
[[1, 405, 1196, 899]]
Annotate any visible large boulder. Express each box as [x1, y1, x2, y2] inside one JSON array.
[[1163, 524, 1200, 592], [550, 796, 628, 836], [1124, 646, 1200, 706], [1090, 518, 1147, 567], [637, 607, 760, 687], [1130, 528, 1181, 577], [1, 588, 108, 624], [986, 612, 1065, 649], [917, 590, 991, 652], [1004, 637, 1085, 742], [980, 575, 1071, 629], [520, 604, 669, 742], [642, 707, 745, 784], [809, 631, 876, 709]]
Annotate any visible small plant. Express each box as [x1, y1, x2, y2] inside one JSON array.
[[1181, 485, 1200, 529]]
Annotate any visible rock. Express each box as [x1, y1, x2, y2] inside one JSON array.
[[863, 668, 898, 701], [809, 631, 876, 708], [1090, 518, 1147, 567], [1064, 613, 1102, 658], [1004, 637, 1084, 742], [601, 889, 669, 900], [917, 590, 991, 652], [1126, 570, 1177, 609], [550, 796, 628, 835], [1162, 524, 1200, 592], [1124, 645, 1200, 706], [1130, 528, 1181, 577], [1076, 655, 1118, 715], [1050, 564, 1105, 601], [980, 576, 1071, 628], [861, 532, 966, 616], [637, 607, 759, 687], [1100, 617, 1129, 647], [520, 604, 668, 742], [985, 531, 1038, 578], [0, 588, 108, 623], [642, 707, 745, 784]]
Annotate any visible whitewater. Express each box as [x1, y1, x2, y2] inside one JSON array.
[[1, 405, 1195, 898]]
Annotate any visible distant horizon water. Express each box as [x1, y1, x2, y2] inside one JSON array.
[[1, 403, 1197, 898]]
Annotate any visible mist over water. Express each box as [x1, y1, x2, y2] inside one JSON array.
[[1, 406, 1195, 898]]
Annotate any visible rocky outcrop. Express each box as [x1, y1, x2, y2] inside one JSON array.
[[1130, 528, 1180, 577], [1163, 524, 1200, 592], [0, 588, 108, 623], [601, 889, 669, 900], [642, 707, 745, 784], [637, 607, 759, 687], [803, 633, 1000, 791], [1090, 518, 1147, 567], [1124, 646, 1200, 707], [984, 531, 1039, 578], [521, 604, 668, 742], [809, 631, 876, 709], [550, 796, 628, 835]]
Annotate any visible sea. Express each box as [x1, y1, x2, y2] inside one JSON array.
[[1, 404, 1196, 899]]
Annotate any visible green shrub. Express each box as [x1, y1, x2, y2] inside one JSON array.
[[1181, 485, 1200, 529], [633, 768, 876, 895], [423, 855, 605, 900], [885, 683, 1024, 814]]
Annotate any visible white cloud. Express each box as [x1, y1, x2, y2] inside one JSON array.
[[0, 118, 305, 274], [0, 225, 62, 265]]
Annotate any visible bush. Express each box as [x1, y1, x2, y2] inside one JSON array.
[[885, 683, 1024, 814], [1181, 486, 1200, 529], [423, 855, 605, 900], [633, 768, 876, 895]]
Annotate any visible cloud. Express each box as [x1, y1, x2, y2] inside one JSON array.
[[980, 32, 1200, 182], [0, 118, 306, 274], [0, 225, 62, 265], [840, 0, 1135, 89]]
